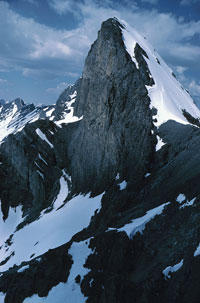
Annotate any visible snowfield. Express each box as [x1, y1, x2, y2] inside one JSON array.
[[23, 240, 92, 303], [121, 19, 200, 128], [0, 176, 103, 272]]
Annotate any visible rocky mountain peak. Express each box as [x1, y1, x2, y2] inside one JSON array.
[[12, 97, 25, 108], [1, 18, 200, 303], [65, 17, 156, 195], [0, 99, 5, 106]]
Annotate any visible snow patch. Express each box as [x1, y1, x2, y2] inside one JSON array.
[[194, 243, 200, 257], [122, 28, 139, 69], [62, 169, 71, 182], [118, 202, 170, 238], [115, 173, 120, 180], [36, 128, 53, 148], [55, 91, 83, 126], [53, 176, 69, 210], [69, 91, 77, 100], [0, 292, 5, 302], [156, 135, 165, 151], [23, 240, 92, 303], [0, 205, 23, 244], [180, 197, 196, 209], [18, 264, 29, 273], [45, 108, 55, 117], [0, 105, 39, 143], [37, 170, 44, 179], [162, 259, 183, 279], [119, 180, 127, 190], [38, 154, 48, 165], [0, 193, 103, 272], [145, 173, 151, 178], [176, 194, 186, 204]]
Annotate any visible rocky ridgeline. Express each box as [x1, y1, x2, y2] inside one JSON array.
[[0, 18, 200, 303]]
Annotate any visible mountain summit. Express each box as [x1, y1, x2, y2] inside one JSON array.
[[0, 17, 200, 303]]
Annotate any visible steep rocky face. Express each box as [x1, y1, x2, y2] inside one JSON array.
[[1, 17, 200, 303], [0, 117, 74, 223], [67, 18, 156, 194]]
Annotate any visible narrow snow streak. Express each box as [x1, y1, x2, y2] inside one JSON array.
[[37, 170, 44, 179], [18, 265, 29, 273], [194, 243, 200, 257], [38, 154, 48, 165], [36, 128, 53, 148], [53, 176, 69, 209], [118, 202, 170, 238], [162, 259, 183, 279], [180, 197, 196, 209]]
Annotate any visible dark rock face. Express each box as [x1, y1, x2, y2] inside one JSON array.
[[1, 17, 200, 303], [66, 18, 156, 194], [0, 242, 72, 303], [0, 118, 70, 223], [0, 99, 5, 106]]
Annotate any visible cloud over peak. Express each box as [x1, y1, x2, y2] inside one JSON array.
[[0, 0, 199, 104]]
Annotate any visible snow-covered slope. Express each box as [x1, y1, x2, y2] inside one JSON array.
[[0, 91, 81, 145], [0, 184, 102, 272], [1, 18, 200, 303], [54, 90, 83, 126], [0, 99, 40, 143], [120, 18, 200, 127]]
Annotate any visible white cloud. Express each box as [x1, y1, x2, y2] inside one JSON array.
[[66, 72, 79, 77], [180, 0, 198, 6], [0, 0, 200, 95], [0, 1, 90, 79], [176, 66, 188, 75], [172, 65, 200, 100], [49, 0, 74, 15], [0, 78, 7, 84], [25, 0, 38, 6], [141, 0, 158, 4], [168, 43, 200, 61], [50, 0, 200, 65], [30, 39, 72, 59], [46, 82, 70, 95], [188, 80, 200, 96]]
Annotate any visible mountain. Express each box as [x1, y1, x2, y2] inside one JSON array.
[[0, 17, 200, 303]]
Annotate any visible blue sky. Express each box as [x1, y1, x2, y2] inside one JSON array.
[[0, 0, 199, 105]]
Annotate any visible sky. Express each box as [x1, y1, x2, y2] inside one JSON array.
[[0, 0, 199, 106]]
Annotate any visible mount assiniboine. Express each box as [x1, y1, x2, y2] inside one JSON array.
[[0, 17, 200, 303]]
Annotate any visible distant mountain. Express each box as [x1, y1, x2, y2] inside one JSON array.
[[0, 100, 5, 106], [0, 18, 200, 303]]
